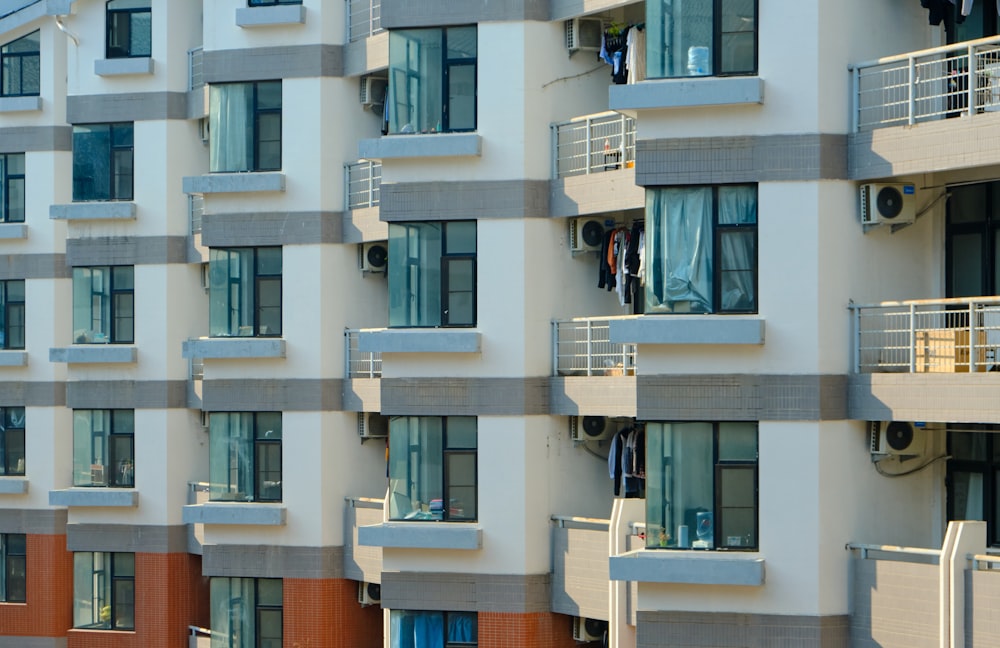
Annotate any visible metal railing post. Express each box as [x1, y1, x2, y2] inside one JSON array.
[[367, 161, 375, 208], [551, 321, 558, 377], [968, 45, 977, 117], [969, 301, 977, 371], [586, 320, 594, 376], [909, 303, 917, 373], [908, 56, 916, 126], [618, 113, 626, 162], [585, 117, 593, 175], [551, 124, 558, 179], [852, 305, 861, 372], [345, 330, 352, 378], [851, 66, 860, 133], [344, 164, 351, 211]]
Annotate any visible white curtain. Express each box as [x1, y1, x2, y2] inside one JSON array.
[[646, 187, 712, 312], [210, 84, 253, 172]]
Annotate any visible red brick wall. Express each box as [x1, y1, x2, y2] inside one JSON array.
[[0, 533, 73, 637], [478, 612, 583, 648], [283, 578, 382, 648]]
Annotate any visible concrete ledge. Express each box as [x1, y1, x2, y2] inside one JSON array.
[[0, 96, 41, 112], [0, 477, 28, 494], [236, 5, 306, 27], [49, 346, 137, 364], [94, 57, 154, 76], [611, 77, 764, 112], [609, 316, 765, 345], [49, 202, 136, 221], [183, 172, 286, 194], [358, 328, 481, 353], [359, 133, 482, 159], [182, 337, 286, 359], [48, 488, 138, 508], [0, 223, 27, 239], [0, 351, 27, 367], [182, 502, 287, 526], [358, 522, 482, 550], [609, 549, 765, 586]]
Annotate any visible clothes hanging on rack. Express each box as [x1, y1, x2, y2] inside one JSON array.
[[626, 25, 646, 84], [608, 425, 645, 497]]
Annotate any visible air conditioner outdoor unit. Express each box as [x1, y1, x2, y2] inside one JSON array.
[[358, 412, 389, 439], [565, 17, 603, 52], [358, 581, 381, 606], [860, 183, 916, 226], [200, 262, 211, 292], [570, 416, 614, 442], [572, 617, 607, 642], [360, 242, 388, 273], [359, 76, 387, 107], [869, 421, 926, 457], [198, 117, 210, 144], [569, 218, 604, 253]]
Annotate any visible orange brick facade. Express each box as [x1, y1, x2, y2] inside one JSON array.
[[284, 578, 382, 648], [0, 533, 73, 638], [478, 612, 585, 648]]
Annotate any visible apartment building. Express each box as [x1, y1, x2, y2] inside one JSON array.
[[0, 0, 999, 647]]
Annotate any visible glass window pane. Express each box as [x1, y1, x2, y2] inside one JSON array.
[[645, 187, 714, 313], [256, 247, 282, 275], [951, 233, 983, 297], [718, 422, 757, 460], [447, 63, 476, 131], [446, 417, 476, 449], [388, 417, 444, 520], [645, 422, 714, 549], [73, 126, 111, 201], [448, 612, 477, 643], [388, 222, 443, 327], [8, 177, 25, 222], [209, 413, 254, 501], [257, 578, 282, 606], [256, 81, 282, 110], [73, 552, 98, 627], [388, 29, 444, 134], [952, 471, 985, 520], [445, 221, 476, 254], [210, 83, 255, 173], [130, 13, 152, 57], [113, 580, 134, 629]]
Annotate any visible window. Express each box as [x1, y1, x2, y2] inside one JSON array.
[[209, 412, 282, 503], [388, 416, 477, 522], [0, 154, 24, 223], [0, 534, 25, 603], [388, 221, 476, 327], [390, 610, 477, 647], [646, 0, 757, 78], [248, 0, 301, 5], [645, 184, 757, 314], [208, 247, 281, 337], [0, 31, 39, 97], [209, 81, 281, 173], [0, 281, 24, 350], [948, 426, 1000, 546], [106, 1, 151, 59], [645, 422, 758, 550], [946, 181, 1000, 298], [72, 123, 133, 202], [72, 266, 134, 344], [0, 408, 24, 476], [73, 552, 134, 630], [387, 26, 477, 134], [211, 578, 282, 648], [72, 409, 134, 488]]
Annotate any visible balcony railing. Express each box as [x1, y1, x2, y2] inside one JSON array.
[[552, 316, 637, 376], [188, 47, 203, 91], [347, 0, 382, 42], [551, 111, 636, 179], [345, 160, 382, 210], [345, 329, 381, 378], [851, 35, 1000, 131], [850, 296, 1000, 373]]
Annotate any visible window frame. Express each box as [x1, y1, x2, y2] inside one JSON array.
[[0, 407, 25, 476], [947, 426, 1000, 546], [72, 409, 135, 489], [645, 184, 758, 315], [646, 0, 758, 78], [72, 122, 134, 202], [0, 30, 40, 98], [72, 266, 134, 344], [390, 609, 478, 647], [388, 416, 478, 523], [0, 280, 24, 351], [0, 533, 25, 603], [0, 153, 25, 224], [209, 412, 282, 503], [73, 552, 134, 631], [210, 577, 283, 648], [248, 0, 302, 5], [105, 0, 152, 59], [208, 247, 282, 338], [208, 81, 282, 173]]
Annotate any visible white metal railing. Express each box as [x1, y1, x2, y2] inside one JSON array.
[[345, 160, 382, 210], [551, 111, 636, 179], [345, 329, 381, 378], [846, 542, 942, 562], [552, 316, 637, 376], [189, 194, 204, 235], [850, 296, 1000, 373], [851, 35, 1000, 131], [189, 625, 215, 648], [188, 47, 203, 91], [347, 0, 382, 42]]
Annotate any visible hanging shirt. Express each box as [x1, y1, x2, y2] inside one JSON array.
[[626, 26, 646, 84]]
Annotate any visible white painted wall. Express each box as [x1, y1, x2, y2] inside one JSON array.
[[203, 0, 344, 52]]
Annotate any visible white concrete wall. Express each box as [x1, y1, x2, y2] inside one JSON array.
[[204, 0, 343, 51]]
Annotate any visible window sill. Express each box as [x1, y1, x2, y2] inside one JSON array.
[[609, 315, 765, 345], [359, 133, 482, 160], [357, 328, 481, 354], [182, 337, 286, 359], [94, 57, 154, 76], [609, 548, 765, 586], [0, 477, 28, 494], [0, 351, 27, 367], [49, 202, 136, 221], [609, 76, 764, 113], [182, 502, 287, 526], [0, 223, 27, 240], [48, 488, 138, 508], [182, 172, 286, 195], [358, 522, 482, 550], [236, 5, 306, 27], [0, 96, 41, 112], [49, 346, 137, 364]]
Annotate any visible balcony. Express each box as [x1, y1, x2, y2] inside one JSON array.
[[851, 297, 1000, 373], [553, 317, 636, 377], [552, 111, 635, 179], [347, 0, 382, 42], [345, 329, 382, 378], [345, 160, 382, 210]]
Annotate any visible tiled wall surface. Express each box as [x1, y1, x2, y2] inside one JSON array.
[[284, 578, 382, 648]]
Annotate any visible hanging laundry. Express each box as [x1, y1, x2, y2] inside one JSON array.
[[626, 25, 646, 84]]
